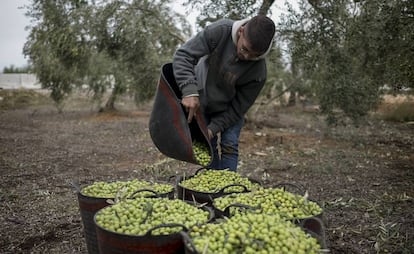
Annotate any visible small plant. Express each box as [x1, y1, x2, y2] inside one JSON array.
[[374, 220, 403, 254]]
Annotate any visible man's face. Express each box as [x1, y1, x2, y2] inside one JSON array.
[[237, 25, 261, 61]]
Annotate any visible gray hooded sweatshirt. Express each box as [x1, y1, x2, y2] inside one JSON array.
[[173, 18, 272, 136]]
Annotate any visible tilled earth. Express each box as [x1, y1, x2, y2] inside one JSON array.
[[0, 91, 413, 253]]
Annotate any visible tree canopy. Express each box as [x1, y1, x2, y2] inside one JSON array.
[[24, 0, 191, 110], [183, 0, 276, 28], [278, 0, 413, 124], [23, 0, 413, 123]]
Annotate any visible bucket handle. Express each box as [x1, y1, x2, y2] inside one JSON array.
[[272, 182, 305, 195], [194, 167, 207, 175], [168, 174, 181, 187], [222, 203, 260, 215], [128, 189, 160, 199], [180, 231, 199, 254], [248, 178, 262, 186], [69, 180, 81, 193], [298, 216, 328, 250], [145, 223, 189, 236], [218, 183, 249, 194]]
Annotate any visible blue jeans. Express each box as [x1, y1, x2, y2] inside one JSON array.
[[208, 118, 244, 171]]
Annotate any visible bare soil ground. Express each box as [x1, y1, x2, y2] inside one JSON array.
[[1, 89, 413, 254]]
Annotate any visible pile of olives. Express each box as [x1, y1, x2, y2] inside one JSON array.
[[213, 187, 322, 220], [81, 179, 173, 199], [192, 141, 211, 166], [188, 212, 321, 254], [95, 197, 210, 236], [179, 170, 261, 194]]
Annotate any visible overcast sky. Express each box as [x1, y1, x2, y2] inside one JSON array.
[[0, 0, 196, 72], [0, 1, 291, 72], [0, 0, 31, 71]]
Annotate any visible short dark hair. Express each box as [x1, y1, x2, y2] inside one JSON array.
[[245, 15, 275, 54]]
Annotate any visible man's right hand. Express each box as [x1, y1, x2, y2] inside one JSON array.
[[181, 96, 200, 123], [207, 129, 214, 140]]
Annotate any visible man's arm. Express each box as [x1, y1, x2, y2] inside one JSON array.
[[208, 77, 266, 136], [173, 20, 229, 123]]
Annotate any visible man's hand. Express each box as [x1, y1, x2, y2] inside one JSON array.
[[181, 96, 200, 123], [207, 129, 214, 140]]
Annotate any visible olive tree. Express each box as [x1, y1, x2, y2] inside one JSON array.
[[183, 0, 277, 28], [279, 0, 413, 124], [24, 0, 91, 110], [89, 0, 191, 110], [24, 0, 191, 111]]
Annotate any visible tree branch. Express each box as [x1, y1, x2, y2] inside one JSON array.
[[258, 0, 276, 15]]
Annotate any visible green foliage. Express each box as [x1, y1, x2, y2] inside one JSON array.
[[2, 65, 32, 73], [23, 0, 190, 111], [260, 44, 290, 103], [183, 0, 275, 28], [367, 0, 414, 91], [278, 0, 413, 125], [23, 0, 90, 108], [85, 52, 114, 100]]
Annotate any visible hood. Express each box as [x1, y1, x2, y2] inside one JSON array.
[[231, 18, 274, 61]]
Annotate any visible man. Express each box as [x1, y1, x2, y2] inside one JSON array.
[[173, 15, 275, 171]]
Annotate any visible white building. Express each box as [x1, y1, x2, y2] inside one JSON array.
[[0, 73, 41, 89]]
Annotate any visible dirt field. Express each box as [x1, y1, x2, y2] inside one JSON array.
[[1, 90, 413, 254]]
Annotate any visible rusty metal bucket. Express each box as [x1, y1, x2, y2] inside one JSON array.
[[149, 63, 213, 167]]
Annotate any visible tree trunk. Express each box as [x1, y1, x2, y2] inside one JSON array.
[[104, 91, 116, 111], [258, 0, 276, 15], [101, 86, 119, 112], [288, 58, 298, 107], [287, 92, 296, 106]]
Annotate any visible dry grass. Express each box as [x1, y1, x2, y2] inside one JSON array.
[[375, 94, 414, 122], [1, 89, 413, 253], [0, 89, 52, 110]]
